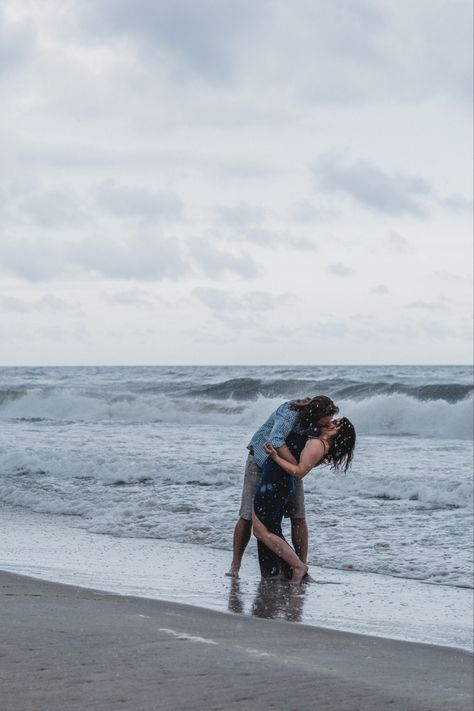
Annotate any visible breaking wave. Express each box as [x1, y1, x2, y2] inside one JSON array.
[[188, 377, 473, 403], [0, 384, 472, 438]]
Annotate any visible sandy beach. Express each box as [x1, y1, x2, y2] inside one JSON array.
[[1, 507, 473, 710], [1, 570, 472, 711], [1, 506, 472, 649]]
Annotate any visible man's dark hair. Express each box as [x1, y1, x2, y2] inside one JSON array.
[[289, 395, 339, 430]]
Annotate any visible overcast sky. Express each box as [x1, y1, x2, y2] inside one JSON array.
[[1, 0, 472, 365]]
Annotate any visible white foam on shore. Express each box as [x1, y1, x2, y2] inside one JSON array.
[[158, 628, 219, 645], [0, 506, 472, 652]]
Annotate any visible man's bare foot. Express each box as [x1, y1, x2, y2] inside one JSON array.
[[302, 572, 316, 583], [225, 565, 240, 578], [290, 563, 309, 585]]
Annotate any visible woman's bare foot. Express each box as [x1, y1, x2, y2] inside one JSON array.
[[225, 565, 240, 578], [290, 563, 309, 585]]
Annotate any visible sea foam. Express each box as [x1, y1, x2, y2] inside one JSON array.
[[0, 386, 472, 439]]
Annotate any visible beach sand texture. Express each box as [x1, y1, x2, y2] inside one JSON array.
[[1, 506, 472, 651], [0, 573, 472, 711], [1, 571, 473, 711]]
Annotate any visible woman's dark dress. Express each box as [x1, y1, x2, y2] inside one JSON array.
[[253, 432, 308, 579]]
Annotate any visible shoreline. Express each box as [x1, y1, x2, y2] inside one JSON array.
[[3, 566, 472, 655], [1, 506, 473, 652], [5, 568, 468, 653], [1, 570, 472, 711]]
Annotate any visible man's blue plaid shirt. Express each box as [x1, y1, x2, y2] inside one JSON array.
[[247, 400, 306, 468]]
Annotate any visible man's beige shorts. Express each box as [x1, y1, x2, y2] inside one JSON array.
[[238, 452, 306, 521]]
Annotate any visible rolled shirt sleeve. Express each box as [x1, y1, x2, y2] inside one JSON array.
[[248, 401, 300, 467], [266, 403, 299, 448]]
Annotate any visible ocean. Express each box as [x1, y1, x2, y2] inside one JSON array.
[[0, 365, 472, 589]]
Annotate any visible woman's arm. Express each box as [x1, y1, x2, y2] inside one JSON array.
[[263, 439, 326, 480], [274, 443, 298, 465]]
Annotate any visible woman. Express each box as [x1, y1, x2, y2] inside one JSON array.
[[252, 417, 356, 584]]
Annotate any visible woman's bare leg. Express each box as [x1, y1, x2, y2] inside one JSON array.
[[252, 512, 308, 584]]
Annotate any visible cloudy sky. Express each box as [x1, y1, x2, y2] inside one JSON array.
[[1, 0, 472, 365]]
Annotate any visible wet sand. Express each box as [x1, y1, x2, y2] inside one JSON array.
[[1, 571, 472, 711], [2, 506, 472, 651]]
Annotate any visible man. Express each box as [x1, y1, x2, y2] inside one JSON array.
[[226, 395, 339, 578]]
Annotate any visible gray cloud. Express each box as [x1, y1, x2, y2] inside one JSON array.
[[313, 155, 432, 217], [193, 287, 297, 314], [311, 322, 349, 338], [193, 287, 240, 313], [434, 271, 472, 285], [94, 181, 183, 223], [230, 227, 276, 246], [291, 200, 340, 224], [413, 320, 456, 338], [285, 321, 351, 340], [36, 325, 90, 342], [0, 9, 35, 76], [188, 238, 259, 279], [183, 326, 233, 345], [281, 1, 471, 107], [0, 236, 71, 281], [5, 0, 471, 113], [213, 202, 266, 227], [327, 262, 355, 277], [191, 288, 255, 329], [77, 0, 257, 82], [72, 233, 188, 280], [75, 0, 471, 108], [441, 194, 474, 214], [0, 294, 80, 313], [102, 289, 157, 308], [218, 226, 316, 251], [192, 287, 299, 331], [406, 300, 448, 311], [388, 231, 410, 253], [17, 189, 88, 229], [352, 321, 457, 342], [245, 291, 298, 311], [0, 224, 263, 283], [0, 232, 189, 282], [371, 284, 388, 294]]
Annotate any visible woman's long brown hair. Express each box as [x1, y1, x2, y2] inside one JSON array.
[[324, 417, 356, 473]]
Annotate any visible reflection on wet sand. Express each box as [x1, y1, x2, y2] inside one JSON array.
[[227, 577, 244, 614], [227, 577, 306, 622], [251, 578, 306, 621]]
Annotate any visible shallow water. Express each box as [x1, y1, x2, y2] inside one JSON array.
[[0, 365, 472, 587]]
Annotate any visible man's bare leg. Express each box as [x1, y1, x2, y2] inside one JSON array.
[[290, 517, 308, 563], [225, 517, 252, 577]]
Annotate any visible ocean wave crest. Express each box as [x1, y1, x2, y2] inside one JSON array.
[[186, 378, 473, 403], [0, 385, 472, 439]]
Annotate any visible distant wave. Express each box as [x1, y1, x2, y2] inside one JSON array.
[[0, 385, 472, 438], [1, 376, 472, 409], [187, 377, 473, 403], [0, 388, 28, 406]]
